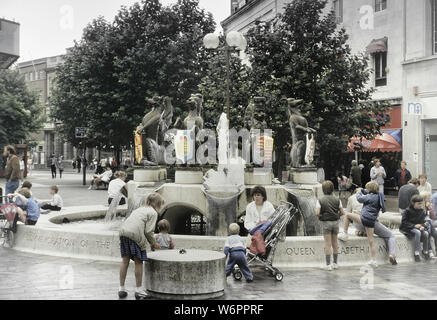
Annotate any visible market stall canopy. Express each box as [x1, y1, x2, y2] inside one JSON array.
[[347, 132, 401, 152], [366, 37, 388, 54]]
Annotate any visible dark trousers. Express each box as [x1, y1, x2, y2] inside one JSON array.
[[108, 197, 126, 206], [51, 165, 56, 178], [41, 204, 61, 211], [59, 169, 63, 178], [226, 251, 253, 280]]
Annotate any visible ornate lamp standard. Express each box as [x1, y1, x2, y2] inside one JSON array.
[[202, 31, 247, 125]]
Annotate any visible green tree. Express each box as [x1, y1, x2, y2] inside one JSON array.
[[245, 0, 391, 175], [0, 69, 45, 146], [199, 45, 252, 130], [51, 0, 215, 159]]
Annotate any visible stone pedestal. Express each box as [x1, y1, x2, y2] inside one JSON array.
[[175, 167, 204, 184], [289, 167, 318, 185], [145, 249, 226, 299], [133, 167, 167, 182], [244, 168, 272, 185]]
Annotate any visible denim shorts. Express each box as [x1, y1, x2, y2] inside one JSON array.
[[360, 216, 375, 228]]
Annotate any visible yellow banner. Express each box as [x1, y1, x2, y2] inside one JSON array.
[[134, 126, 143, 164]]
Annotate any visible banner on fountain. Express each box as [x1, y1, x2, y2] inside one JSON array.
[[134, 126, 143, 164], [175, 130, 195, 164]]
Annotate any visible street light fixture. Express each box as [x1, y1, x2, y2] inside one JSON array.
[[203, 31, 247, 124]]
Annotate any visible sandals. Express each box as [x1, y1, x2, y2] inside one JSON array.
[[135, 290, 150, 300]]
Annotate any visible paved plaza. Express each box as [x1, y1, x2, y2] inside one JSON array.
[[1, 246, 437, 300]]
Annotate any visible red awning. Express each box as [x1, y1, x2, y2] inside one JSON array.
[[347, 133, 402, 152]]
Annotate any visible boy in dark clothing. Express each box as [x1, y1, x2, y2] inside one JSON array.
[[395, 161, 412, 191], [400, 195, 430, 262], [224, 223, 253, 282]]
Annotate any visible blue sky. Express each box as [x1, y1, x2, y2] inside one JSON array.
[[1, 0, 230, 63]]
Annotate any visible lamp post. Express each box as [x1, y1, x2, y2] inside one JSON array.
[[203, 31, 247, 125]]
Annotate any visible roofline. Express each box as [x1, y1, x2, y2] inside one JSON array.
[[17, 53, 66, 68], [221, 0, 263, 30], [0, 18, 20, 26]]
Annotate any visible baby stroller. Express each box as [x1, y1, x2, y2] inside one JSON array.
[[0, 197, 19, 247], [233, 200, 300, 281]]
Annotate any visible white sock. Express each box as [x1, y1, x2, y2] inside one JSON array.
[[119, 285, 125, 292], [135, 286, 143, 293], [415, 251, 420, 255]]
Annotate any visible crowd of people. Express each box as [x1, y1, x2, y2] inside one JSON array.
[[4, 143, 437, 299]]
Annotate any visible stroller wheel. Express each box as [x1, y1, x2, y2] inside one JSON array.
[[275, 272, 284, 281], [233, 270, 243, 281]]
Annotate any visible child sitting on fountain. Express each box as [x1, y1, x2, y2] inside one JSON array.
[[155, 219, 175, 250], [224, 223, 253, 282]]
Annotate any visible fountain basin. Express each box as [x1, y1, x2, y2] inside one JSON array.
[[145, 249, 226, 299]]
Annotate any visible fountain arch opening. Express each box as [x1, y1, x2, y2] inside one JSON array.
[[160, 204, 207, 235]]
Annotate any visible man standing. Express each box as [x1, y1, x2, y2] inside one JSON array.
[[3, 145, 21, 199], [50, 154, 57, 179], [370, 159, 386, 194], [394, 161, 412, 191], [350, 160, 362, 189], [398, 178, 420, 214]]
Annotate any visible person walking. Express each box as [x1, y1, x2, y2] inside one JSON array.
[[50, 154, 57, 179], [370, 159, 386, 195], [57, 156, 64, 179], [76, 156, 82, 173], [394, 161, 412, 191], [350, 160, 362, 190], [398, 178, 420, 214], [3, 145, 21, 200]]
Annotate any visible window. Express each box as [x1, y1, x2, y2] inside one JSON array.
[[374, 52, 387, 87], [433, 0, 437, 54], [375, 0, 387, 12], [29, 72, 34, 81], [333, 0, 343, 23]]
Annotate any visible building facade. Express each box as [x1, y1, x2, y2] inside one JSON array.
[[17, 54, 76, 168], [0, 18, 19, 69], [222, 0, 437, 188]]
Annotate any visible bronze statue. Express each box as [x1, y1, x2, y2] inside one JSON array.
[[183, 93, 204, 134], [244, 97, 268, 130], [286, 98, 316, 168], [137, 96, 173, 165]]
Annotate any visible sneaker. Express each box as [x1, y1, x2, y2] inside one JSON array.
[[338, 232, 349, 241], [332, 263, 339, 270], [423, 251, 430, 260], [321, 264, 333, 271], [367, 260, 378, 268], [118, 290, 128, 299], [414, 255, 421, 262], [430, 252, 436, 259], [40, 209, 50, 215], [88, 186, 92, 190], [389, 256, 398, 265], [135, 290, 150, 300], [246, 278, 253, 283]]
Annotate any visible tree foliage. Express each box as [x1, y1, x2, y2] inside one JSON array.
[[0, 69, 45, 146], [51, 0, 215, 151], [245, 0, 391, 159]]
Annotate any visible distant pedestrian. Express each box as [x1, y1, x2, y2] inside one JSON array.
[[76, 156, 82, 173], [118, 193, 163, 300], [370, 159, 386, 194], [418, 173, 432, 194], [224, 223, 253, 282], [50, 154, 57, 179], [394, 161, 412, 191], [350, 160, 362, 190], [72, 159, 76, 170], [3, 145, 21, 199], [19, 156, 25, 180], [398, 178, 420, 214], [57, 156, 64, 179], [337, 172, 348, 199], [316, 180, 344, 271]]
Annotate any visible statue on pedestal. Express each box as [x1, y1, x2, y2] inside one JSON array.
[[244, 96, 268, 130], [286, 98, 316, 168], [137, 96, 173, 165], [184, 93, 204, 134]]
